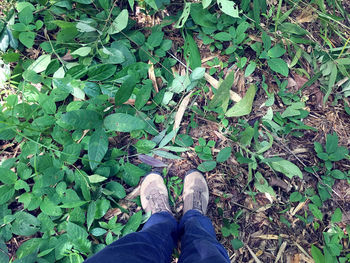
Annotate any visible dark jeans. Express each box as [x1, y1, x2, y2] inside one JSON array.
[[85, 210, 230, 263]]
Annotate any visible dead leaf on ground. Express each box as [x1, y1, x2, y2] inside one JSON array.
[[148, 61, 159, 92], [173, 91, 193, 142], [297, 6, 318, 23], [62, 50, 74, 61]]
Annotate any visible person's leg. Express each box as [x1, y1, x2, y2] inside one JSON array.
[[85, 211, 177, 263], [178, 210, 230, 263], [85, 172, 177, 263], [178, 170, 230, 263]]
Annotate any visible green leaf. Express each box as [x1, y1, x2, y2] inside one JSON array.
[[325, 133, 338, 153], [88, 128, 108, 170], [197, 161, 217, 172], [202, 0, 212, 8], [289, 192, 303, 202], [16, 238, 41, 259], [190, 4, 216, 28], [19, 7, 33, 25], [254, 172, 276, 197], [231, 238, 244, 250], [147, 31, 164, 48], [175, 134, 194, 147], [12, 211, 41, 236], [88, 174, 108, 183], [104, 113, 146, 132], [114, 76, 137, 105], [60, 143, 82, 165], [61, 109, 102, 129], [174, 2, 191, 28], [123, 163, 146, 186], [108, 9, 129, 34], [309, 203, 323, 220], [226, 85, 256, 117], [86, 201, 96, 230], [71, 46, 92, 57], [40, 197, 62, 216], [311, 245, 325, 263], [0, 167, 17, 185], [105, 181, 126, 199], [331, 207, 342, 223], [184, 33, 201, 69], [214, 32, 232, 41], [67, 221, 88, 241], [0, 185, 15, 205], [88, 64, 116, 81], [209, 71, 235, 108], [244, 61, 256, 77], [324, 63, 337, 104], [122, 211, 142, 235], [135, 81, 152, 110], [270, 159, 303, 179], [216, 147, 232, 163], [91, 228, 107, 236], [217, 0, 239, 18], [267, 58, 289, 76], [38, 94, 56, 114], [279, 23, 308, 35], [267, 45, 286, 58], [135, 140, 157, 154], [19, 32, 35, 48]]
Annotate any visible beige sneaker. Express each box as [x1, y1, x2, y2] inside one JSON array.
[[140, 172, 172, 214], [183, 170, 209, 215]]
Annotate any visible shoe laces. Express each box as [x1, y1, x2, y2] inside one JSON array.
[[146, 189, 169, 213], [192, 186, 203, 211]]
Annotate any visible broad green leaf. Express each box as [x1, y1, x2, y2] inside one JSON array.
[[267, 58, 289, 76], [12, 211, 41, 236], [71, 46, 92, 57], [115, 76, 137, 105], [122, 211, 142, 235], [91, 228, 107, 236], [61, 109, 102, 129], [40, 197, 62, 216], [60, 143, 82, 165], [331, 207, 342, 223], [76, 22, 96, 32], [190, 67, 205, 80], [123, 163, 147, 186], [0, 239, 9, 263], [244, 61, 256, 77], [108, 9, 129, 34], [270, 159, 303, 179], [0, 185, 15, 205], [190, 4, 216, 28], [214, 32, 232, 41], [325, 133, 338, 153], [18, 7, 33, 25], [311, 245, 325, 263], [184, 33, 201, 69], [309, 203, 323, 220], [38, 94, 56, 114], [147, 31, 164, 48], [135, 81, 152, 110], [209, 71, 235, 108], [105, 181, 126, 199], [0, 167, 17, 185], [202, 0, 212, 8], [217, 0, 239, 18], [279, 22, 308, 35], [88, 128, 108, 170], [98, 0, 111, 10], [175, 134, 194, 147], [216, 147, 232, 163], [88, 64, 116, 81], [231, 238, 244, 250], [267, 45, 286, 58], [67, 221, 88, 240], [88, 174, 108, 183], [159, 129, 178, 148], [254, 172, 276, 197], [197, 161, 217, 172], [226, 85, 256, 117], [86, 201, 96, 230], [144, 0, 158, 10], [19, 32, 35, 48], [74, 0, 93, 4], [16, 238, 41, 259], [174, 3, 191, 28], [323, 63, 337, 104], [135, 139, 157, 154], [104, 113, 146, 132]]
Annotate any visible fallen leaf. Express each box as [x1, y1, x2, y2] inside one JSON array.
[[62, 50, 74, 61], [173, 91, 193, 142], [297, 6, 317, 23], [138, 154, 167, 167], [204, 73, 241, 102], [148, 61, 158, 92]]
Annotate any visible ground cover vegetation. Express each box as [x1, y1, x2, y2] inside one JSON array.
[[0, 0, 349, 262]]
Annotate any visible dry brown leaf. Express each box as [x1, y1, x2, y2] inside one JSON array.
[[275, 241, 287, 263], [173, 91, 193, 142], [297, 6, 317, 23], [61, 50, 74, 61], [204, 73, 242, 102], [148, 61, 158, 92]]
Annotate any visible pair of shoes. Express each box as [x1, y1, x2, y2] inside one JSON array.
[[140, 170, 209, 215]]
